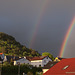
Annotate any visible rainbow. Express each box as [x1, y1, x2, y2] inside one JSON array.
[[59, 16, 75, 57], [29, 0, 49, 48]]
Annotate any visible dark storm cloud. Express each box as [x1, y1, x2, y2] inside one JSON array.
[[0, 0, 75, 57]]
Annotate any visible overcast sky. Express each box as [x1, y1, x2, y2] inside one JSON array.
[[0, 0, 75, 57]]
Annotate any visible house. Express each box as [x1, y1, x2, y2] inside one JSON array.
[[14, 57, 31, 65], [0, 53, 4, 63], [3, 55, 30, 65], [54, 56, 66, 62], [43, 58, 75, 75], [3, 55, 19, 63], [42, 61, 58, 73], [26, 56, 52, 67]]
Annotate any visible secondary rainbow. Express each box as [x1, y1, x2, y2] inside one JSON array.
[[59, 16, 75, 57], [29, 0, 49, 48]]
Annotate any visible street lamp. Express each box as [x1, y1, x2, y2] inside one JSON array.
[[1, 60, 3, 75]]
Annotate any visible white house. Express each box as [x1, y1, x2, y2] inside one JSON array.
[[14, 57, 31, 65], [0, 53, 4, 63], [26, 56, 52, 67]]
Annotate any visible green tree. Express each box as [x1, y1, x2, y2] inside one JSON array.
[[27, 72, 33, 75], [23, 51, 28, 56]]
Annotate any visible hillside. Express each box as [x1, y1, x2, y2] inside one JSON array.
[[0, 32, 40, 57]]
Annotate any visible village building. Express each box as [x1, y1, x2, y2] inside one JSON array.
[[14, 57, 31, 65], [43, 61, 58, 73], [54, 56, 66, 62], [26, 56, 52, 67], [43, 58, 75, 75]]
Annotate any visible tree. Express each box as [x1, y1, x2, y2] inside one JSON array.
[[27, 72, 33, 75], [42, 52, 54, 61], [0, 32, 40, 57], [23, 51, 28, 56]]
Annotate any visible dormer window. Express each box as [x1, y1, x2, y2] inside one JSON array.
[[63, 65, 69, 70]]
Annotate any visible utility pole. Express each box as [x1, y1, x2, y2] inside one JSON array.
[[17, 62, 20, 75], [0, 64, 1, 75]]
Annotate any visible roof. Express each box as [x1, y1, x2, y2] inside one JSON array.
[[26, 56, 48, 61], [58, 57, 66, 60], [14, 57, 24, 61], [43, 58, 75, 75], [0, 53, 3, 55], [43, 61, 58, 69]]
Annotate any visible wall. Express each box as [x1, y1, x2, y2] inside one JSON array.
[[43, 69, 49, 73], [31, 57, 52, 67]]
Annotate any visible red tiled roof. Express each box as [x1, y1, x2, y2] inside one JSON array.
[[26, 56, 48, 61], [0, 53, 3, 55], [43, 58, 75, 75]]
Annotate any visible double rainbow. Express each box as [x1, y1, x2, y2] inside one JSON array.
[[59, 17, 75, 57], [29, 0, 49, 48]]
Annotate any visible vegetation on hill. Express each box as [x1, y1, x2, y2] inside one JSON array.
[[0, 32, 40, 57]]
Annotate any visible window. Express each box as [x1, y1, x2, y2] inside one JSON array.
[[44, 60, 46, 63], [56, 59, 58, 61], [63, 65, 69, 70], [39, 64, 41, 67]]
